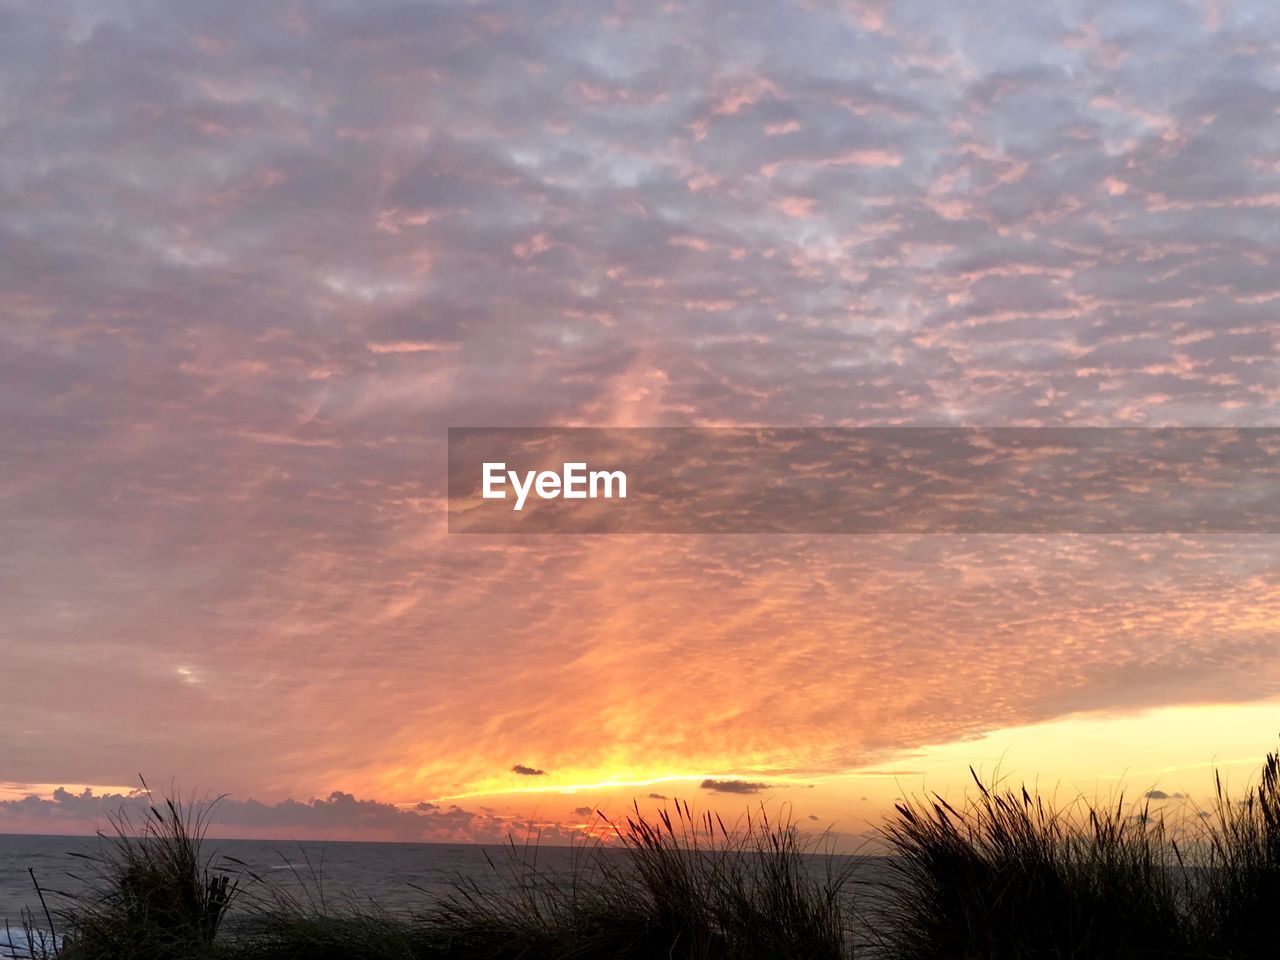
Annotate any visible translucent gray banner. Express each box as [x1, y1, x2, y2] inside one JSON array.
[[447, 428, 1280, 534]]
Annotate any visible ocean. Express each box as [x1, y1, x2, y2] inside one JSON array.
[[0, 833, 592, 939], [1, 833, 878, 955]]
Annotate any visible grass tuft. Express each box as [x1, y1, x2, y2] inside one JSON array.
[[874, 768, 1192, 959], [20, 780, 241, 960], [422, 800, 855, 960], [1189, 750, 1280, 956]]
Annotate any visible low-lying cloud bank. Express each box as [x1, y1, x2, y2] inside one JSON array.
[[0, 787, 583, 844]]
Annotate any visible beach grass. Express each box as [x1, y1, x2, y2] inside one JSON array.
[[15, 781, 240, 960], [420, 801, 853, 959], [872, 772, 1191, 958], [13, 748, 1280, 958], [1186, 750, 1280, 956]]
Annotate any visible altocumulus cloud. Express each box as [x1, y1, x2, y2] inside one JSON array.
[[0, 0, 1277, 810]]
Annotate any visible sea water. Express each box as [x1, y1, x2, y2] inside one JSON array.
[[0, 833, 875, 955], [0, 834, 590, 939]]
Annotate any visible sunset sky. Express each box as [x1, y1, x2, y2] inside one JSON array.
[[2, 0, 1279, 845]]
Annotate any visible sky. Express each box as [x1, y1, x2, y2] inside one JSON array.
[[1, 0, 1279, 845]]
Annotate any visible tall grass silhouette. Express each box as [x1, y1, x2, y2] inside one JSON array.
[[14, 747, 1280, 959], [424, 801, 854, 959], [15, 781, 241, 960], [1190, 751, 1280, 955], [873, 771, 1189, 958]]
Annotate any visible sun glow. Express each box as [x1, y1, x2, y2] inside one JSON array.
[[430, 771, 819, 803], [386, 698, 1280, 849]]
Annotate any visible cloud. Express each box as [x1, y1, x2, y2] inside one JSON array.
[[1143, 790, 1185, 801], [647, 793, 667, 800], [0, 787, 582, 845], [511, 765, 546, 777], [700, 780, 770, 795], [572, 806, 593, 817], [0, 0, 1276, 819]]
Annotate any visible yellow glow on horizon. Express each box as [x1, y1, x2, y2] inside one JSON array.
[[415, 698, 1280, 829], [904, 698, 1280, 787], [799, 697, 1280, 822], [430, 771, 818, 803]]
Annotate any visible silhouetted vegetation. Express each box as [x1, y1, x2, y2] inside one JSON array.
[[11, 782, 239, 960], [13, 747, 1280, 959], [420, 801, 853, 960], [873, 773, 1189, 959], [1187, 751, 1280, 956]]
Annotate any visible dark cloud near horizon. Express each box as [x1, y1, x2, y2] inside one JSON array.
[[701, 780, 770, 795], [0, 787, 577, 844], [1144, 790, 1186, 800], [511, 765, 547, 777]]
